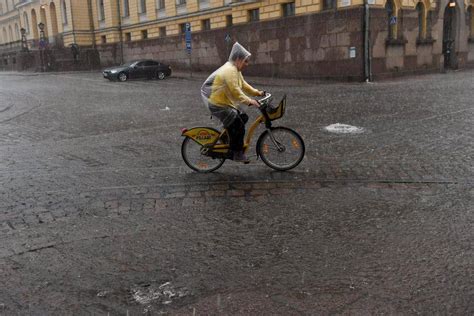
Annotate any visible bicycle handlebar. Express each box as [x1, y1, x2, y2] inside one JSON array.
[[257, 92, 272, 106], [256, 92, 273, 128]]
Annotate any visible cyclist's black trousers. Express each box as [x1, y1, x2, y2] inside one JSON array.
[[227, 116, 246, 152]]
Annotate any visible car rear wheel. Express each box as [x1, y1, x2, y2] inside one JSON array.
[[156, 71, 166, 80], [118, 72, 128, 82]]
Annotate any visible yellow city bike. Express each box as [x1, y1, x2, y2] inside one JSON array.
[[181, 93, 305, 172]]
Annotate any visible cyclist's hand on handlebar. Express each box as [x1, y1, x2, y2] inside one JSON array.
[[248, 99, 260, 108], [258, 90, 265, 96]]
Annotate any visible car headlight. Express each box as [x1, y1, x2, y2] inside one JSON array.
[[110, 70, 118, 74]]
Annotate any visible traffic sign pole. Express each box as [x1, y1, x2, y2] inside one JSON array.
[[185, 23, 192, 78]]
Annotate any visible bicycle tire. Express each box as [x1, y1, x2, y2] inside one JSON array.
[[257, 127, 305, 171], [181, 137, 226, 173]]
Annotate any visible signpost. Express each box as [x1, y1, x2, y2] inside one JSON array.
[[185, 22, 192, 77]]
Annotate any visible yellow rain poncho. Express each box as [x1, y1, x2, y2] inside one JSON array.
[[201, 42, 261, 127]]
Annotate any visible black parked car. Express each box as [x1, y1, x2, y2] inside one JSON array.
[[102, 59, 172, 82]]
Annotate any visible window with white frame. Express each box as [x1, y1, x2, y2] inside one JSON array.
[[123, 0, 130, 17], [248, 8, 259, 22], [467, 5, 473, 37], [157, 0, 165, 10], [179, 23, 186, 34], [98, 0, 105, 21], [199, 0, 209, 9], [282, 2, 295, 17], [416, 2, 431, 40], [201, 19, 210, 30], [386, 0, 397, 40], [61, 0, 68, 24], [176, 0, 186, 6], [159, 26, 166, 36], [23, 12, 30, 33], [139, 0, 147, 13], [15, 24, 19, 40], [322, 0, 336, 10]]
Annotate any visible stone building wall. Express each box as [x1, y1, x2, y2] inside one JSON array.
[[369, 8, 441, 79], [97, 9, 366, 81]]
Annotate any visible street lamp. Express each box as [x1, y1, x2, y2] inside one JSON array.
[[38, 22, 45, 42], [38, 22, 46, 71], [20, 27, 28, 52]]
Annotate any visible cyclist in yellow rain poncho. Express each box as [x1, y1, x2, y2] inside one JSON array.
[[201, 42, 264, 163]]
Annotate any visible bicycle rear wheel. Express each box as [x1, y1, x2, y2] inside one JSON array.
[[257, 127, 305, 171], [181, 137, 225, 172]]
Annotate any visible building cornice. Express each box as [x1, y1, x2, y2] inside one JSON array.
[[0, 14, 21, 23], [15, 0, 39, 9], [119, 5, 233, 30]]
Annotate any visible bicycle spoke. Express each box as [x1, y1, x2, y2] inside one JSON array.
[[258, 127, 305, 171]]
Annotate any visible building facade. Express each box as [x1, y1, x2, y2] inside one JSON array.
[[1, 0, 474, 79]]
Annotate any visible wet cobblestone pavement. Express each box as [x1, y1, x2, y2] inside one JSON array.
[[0, 70, 472, 315]]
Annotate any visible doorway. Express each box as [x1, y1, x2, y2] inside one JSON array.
[[443, 2, 457, 68]]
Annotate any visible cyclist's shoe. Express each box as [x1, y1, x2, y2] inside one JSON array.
[[233, 151, 250, 164]]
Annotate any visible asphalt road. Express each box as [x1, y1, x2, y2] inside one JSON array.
[[0, 70, 472, 315]]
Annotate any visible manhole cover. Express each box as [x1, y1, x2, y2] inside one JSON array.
[[324, 123, 364, 134]]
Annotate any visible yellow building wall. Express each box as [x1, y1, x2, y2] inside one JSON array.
[[0, 0, 438, 46]]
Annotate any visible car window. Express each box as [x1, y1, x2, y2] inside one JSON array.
[[145, 61, 159, 66], [135, 61, 146, 67]]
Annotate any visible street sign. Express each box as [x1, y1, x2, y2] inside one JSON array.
[[225, 34, 231, 43], [390, 16, 397, 25], [185, 22, 192, 53]]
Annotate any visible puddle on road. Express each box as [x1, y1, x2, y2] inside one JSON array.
[[324, 123, 365, 134], [130, 281, 188, 306]]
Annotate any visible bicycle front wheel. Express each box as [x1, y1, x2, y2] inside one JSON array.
[[257, 127, 305, 171], [181, 137, 225, 173]]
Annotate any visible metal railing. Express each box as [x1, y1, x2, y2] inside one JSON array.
[[0, 40, 22, 53]]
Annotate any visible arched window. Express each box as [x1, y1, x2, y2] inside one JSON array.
[[62, 0, 68, 25], [2, 28, 7, 44], [416, 2, 426, 39], [8, 25, 13, 42], [123, 0, 130, 17], [98, 0, 105, 21], [140, 0, 147, 13], [386, 0, 398, 40], [23, 12, 30, 34], [467, 5, 474, 38], [15, 24, 19, 40]]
